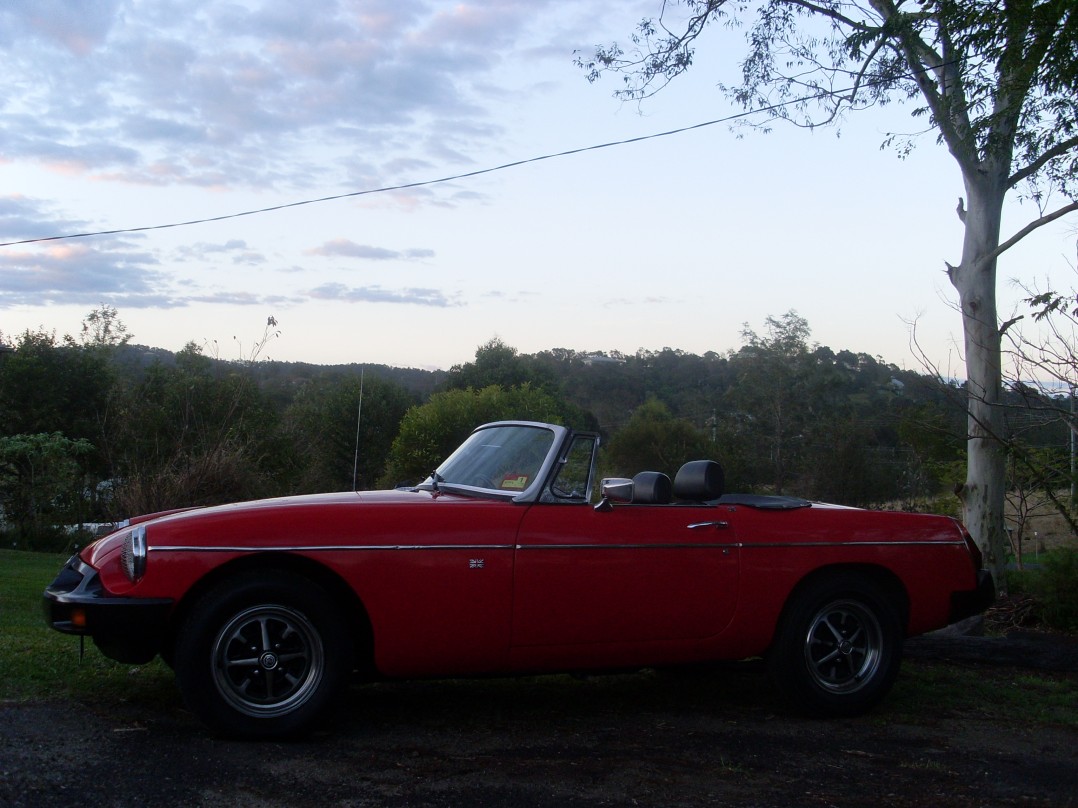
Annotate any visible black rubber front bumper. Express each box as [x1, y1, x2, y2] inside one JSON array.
[[949, 569, 996, 624], [43, 555, 173, 664]]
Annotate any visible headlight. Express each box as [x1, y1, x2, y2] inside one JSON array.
[[120, 525, 148, 582]]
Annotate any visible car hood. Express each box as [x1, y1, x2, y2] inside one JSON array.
[[137, 488, 431, 526], [87, 488, 497, 565]]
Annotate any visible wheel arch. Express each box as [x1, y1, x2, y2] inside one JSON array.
[[764, 562, 910, 717], [162, 552, 375, 675], [769, 563, 910, 650]]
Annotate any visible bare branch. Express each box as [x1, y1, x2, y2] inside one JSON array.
[[1008, 134, 1078, 189], [787, 0, 871, 31], [999, 316, 1024, 336], [976, 201, 1078, 271]]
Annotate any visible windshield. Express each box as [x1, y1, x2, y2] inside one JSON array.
[[432, 425, 555, 494]]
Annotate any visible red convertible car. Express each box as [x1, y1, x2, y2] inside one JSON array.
[[45, 420, 993, 739]]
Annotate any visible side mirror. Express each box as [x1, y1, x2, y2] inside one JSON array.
[[594, 477, 633, 511]]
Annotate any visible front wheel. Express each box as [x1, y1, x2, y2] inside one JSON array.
[[768, 573, 903, 717], [175, 570, 353, 739]]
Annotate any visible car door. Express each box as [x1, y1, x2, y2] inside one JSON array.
[[346, 495, 525, 678], [509, 501, 740, 666]]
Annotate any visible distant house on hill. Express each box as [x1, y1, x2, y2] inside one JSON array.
[[583, 355, 626, 366]]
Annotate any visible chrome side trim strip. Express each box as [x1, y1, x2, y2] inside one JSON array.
[[150, 544, 516, 553], [735, 540, 966, 548], [150, 539, 964, 553], [515, 540, 962, 550], [516, 543, 738, 550]]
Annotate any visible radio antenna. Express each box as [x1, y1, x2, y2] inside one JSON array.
[[352, 368, 364, 491]]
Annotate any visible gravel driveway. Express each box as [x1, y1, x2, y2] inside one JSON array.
[[2, 653, 1076, 808]]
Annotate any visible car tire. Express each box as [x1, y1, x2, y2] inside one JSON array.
[[175, 570, 353, 740], [768, 572, 903, 717]]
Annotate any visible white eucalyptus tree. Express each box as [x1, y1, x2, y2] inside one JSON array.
[[579, 0, 1078, 576]]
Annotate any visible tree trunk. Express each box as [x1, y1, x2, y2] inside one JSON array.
[[949, 173, 1009, 584]]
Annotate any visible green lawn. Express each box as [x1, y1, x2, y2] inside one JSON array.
[[0, 548, 173, 704]]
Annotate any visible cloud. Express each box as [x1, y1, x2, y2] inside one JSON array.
[[308, 282, 458, 307], [0, 1, 581, 321], [602, 295, 673, 307], [175, 240, 267, 265], [186, 291, 299, 307], [0, 195, 171, 307], [307, 239, 434, 261], [0, 0, 554, 193], [0, 0, 122, 55], [0, 196, 450, 311], [0, 196, 89, 242], [0, 196, 275, 308], [0, 238, 168, 307]]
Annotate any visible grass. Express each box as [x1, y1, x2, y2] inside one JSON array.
[[1, 549, 1075, 729], [0, 548, 173, 705], [891, 659, 1078, 728]]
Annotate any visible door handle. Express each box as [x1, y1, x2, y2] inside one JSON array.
[[687, 521, 729, 530]]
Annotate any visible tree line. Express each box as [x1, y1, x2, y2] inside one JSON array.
[[0, 308, 1070, 552]]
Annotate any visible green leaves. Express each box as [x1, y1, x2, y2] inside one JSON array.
[[604, 399, 711, 478], [0, 432, 94, 549], [382, 385, 570, 487]]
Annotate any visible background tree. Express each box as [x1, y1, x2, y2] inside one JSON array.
[[723, 311, 819, 493], [79, 304, 131, 349], [604, 398, 713, 479], [7, 302, 1071, 551], [989, 277, 1078, 548], [579, 0, 1078, 578], [1005, 443, 1067, 568], [896, 401, 967, 506], [381, 384, 572, 486], [0, 432, 93, 550], [105, 342, 285, 514], [0, 328, 112, 443], [283, 373, 414, 492], [444, 337, 558, 393]]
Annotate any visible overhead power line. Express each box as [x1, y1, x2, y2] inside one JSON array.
[[0, 69, 937, 249], [0, 116, 738, 249]]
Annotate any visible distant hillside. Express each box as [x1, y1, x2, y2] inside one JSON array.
[[112, 343, 447, 397]]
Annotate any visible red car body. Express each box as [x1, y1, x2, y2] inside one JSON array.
[[45, 421, 993, 738]]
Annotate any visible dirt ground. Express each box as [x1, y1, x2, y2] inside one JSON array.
[[2, 652, 1075, 808]]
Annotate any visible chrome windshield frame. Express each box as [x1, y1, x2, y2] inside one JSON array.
[[417, 421, 578, 503]]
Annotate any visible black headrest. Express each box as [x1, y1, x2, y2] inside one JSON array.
[[673, 460, 725, 501], [631, 471, 673, 504]]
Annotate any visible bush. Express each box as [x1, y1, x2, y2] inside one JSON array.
[[1006, 548, 1078, 632], [1035, 548, 1078, 631], [0, 524, 78, 554]]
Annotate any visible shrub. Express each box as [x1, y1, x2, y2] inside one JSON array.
[[0, 524, 77, 554], [1034, 548, 1078, 631], [1006, 548, 1078, 632]]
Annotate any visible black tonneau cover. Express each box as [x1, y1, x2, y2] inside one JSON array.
[[716, 493, 812, 510]]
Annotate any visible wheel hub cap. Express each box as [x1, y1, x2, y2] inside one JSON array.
[[259, 651, 280, 670], [804, 600, 884, 694], [210, 604, 325, 718]]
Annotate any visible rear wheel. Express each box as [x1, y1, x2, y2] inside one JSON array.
[[175, 570, 352, 739], [768, 573, 903, 717]]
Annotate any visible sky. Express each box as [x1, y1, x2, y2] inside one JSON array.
[[0, 0, 1074, 374]]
